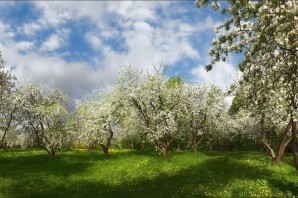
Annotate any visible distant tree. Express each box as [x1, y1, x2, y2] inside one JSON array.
[[201, 86, 229, 151], [115, 108, 145, 150], [76, 90, 121, 156], [228, 93, 245, 116], [18, 83, 68, 158], [179, 84, 208, 153]]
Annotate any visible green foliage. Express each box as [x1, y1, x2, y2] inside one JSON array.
[[165, 76, 184, 89], [1, 149, 298, 197], [228, 93, 245, 115], [230, 134, 262, 151], [114, 138, 155, 151]]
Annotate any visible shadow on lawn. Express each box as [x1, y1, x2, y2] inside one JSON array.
[[1, 151, 298, 198], [29, 157, 297, 197]]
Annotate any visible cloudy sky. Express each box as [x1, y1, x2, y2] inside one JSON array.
[[0, 1, 240, 109]]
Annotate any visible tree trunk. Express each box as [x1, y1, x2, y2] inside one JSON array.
[[192, 133, 197, 153], [274, 139, 290, 164], [274, 122, 292, 164], [260, 112, 277, 161], [0, 132, 7, 149], [193, 136, 204, 154], [141, 141, 145, 152], [46, 148, 56, 158], [208, 139, 217, 151], [261, 138, 276, 160], [0, 110, 14, 149], [100, 145, 109, 157], [50, 150, 56, 158], [3, 141, 10, 152], [130, 138, 134, 149], [176, 143, 181, 152], [162, 146, 169, 157], [162, 138, 173, 157], [208, 143, 213, 151], [193, 143, 198, 154], [103, 147, 109, 156], [291, 121, 298, 171]]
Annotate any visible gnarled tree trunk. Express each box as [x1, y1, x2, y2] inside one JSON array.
[[291, 121, 298, 171], [0, 110, 14, 150], [162, 138, 173, 157], [154, 137, 173, 157], [100, 144, 109, 157], [274, 122, 292, 164], [261, 113, 292, 165]]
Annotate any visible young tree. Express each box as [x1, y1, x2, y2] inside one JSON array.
[[180, 84, 208, 153], [76, 90, 121, 156], [0, 51, 18, 150], [196, 0, 298, 168], [115, 108, 146, 150], [18, 83, 68, 158], [200, 86, 230, 151]]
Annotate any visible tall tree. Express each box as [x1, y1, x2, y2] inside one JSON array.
[[196, 0, 297, 167]]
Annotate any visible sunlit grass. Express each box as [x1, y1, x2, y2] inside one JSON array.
[[1, 149, 298, 197]]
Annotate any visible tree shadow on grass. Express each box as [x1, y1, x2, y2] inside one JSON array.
[[0, 150, 95, 182], [75, 154, 297, 197], [36, 157, 273, 197], [2, 151, 298, 198]]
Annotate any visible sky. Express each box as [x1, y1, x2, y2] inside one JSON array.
[[0, 1, 240, 109]]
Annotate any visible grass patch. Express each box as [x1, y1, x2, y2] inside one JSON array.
[[1, 149, 298, 197]]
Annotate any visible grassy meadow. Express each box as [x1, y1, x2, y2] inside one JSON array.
[[1, 149, 298, 197]]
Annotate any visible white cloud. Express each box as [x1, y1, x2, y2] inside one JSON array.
[[34, 1, 106, 27], [85, 32, 102, 49], [41, 34, 62, 51], [34, 2, 72, 26], [0, 1, 229, 109], [19, 22, 42, 35], [191, 61, 240, 91], [191, 61, 241, 106], [133, 21, 154, 33], [41, 28, 70, 51], [16, 41, 34, 51], [81, 2, 201, 80], [107, 1, 160, 22], [225, 96, 234, 107], [0, 42, 100, 109], [21, 1, 206, 67], [0, 21, 14, 41]]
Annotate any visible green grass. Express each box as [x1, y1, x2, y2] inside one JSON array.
[[1, 149, 298, 198]]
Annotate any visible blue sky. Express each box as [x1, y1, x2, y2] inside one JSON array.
[[0, 1, 239, 108]]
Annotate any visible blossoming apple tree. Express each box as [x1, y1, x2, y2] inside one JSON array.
[[196, 0, 298, 168], [76, 89, 122, 156], [18, 83, 68, 157], [180, 84, 228, 152], [0, 51, 18, 150], [115, 66, 183, 157]]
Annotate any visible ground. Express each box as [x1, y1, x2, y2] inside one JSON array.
[[1, 149, 298, 197]]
